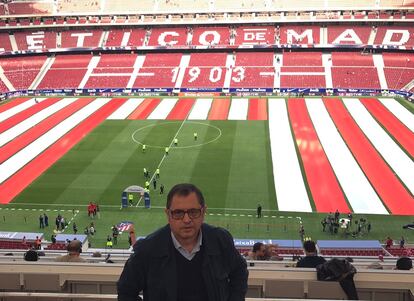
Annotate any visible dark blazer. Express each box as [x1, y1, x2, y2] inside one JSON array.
[[117, 223, 248, 301]]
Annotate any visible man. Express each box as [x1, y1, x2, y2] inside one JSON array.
[[256, 204, 262, 218], [39, 214, 44, 228], [296, 240, 326, 268], [174, 138, 178, 146], [73, 222, 78, 234], [245, 242, 266, 260], [153, 179, 157, 190], [160, 183, 164, 194], [194, 132, 198, 141], [118, 183, 248, 301], [128, 194, 134, 206], [55, 240, 85, 262], [396, 257, 412, 270], [385, 236, 393, 248], [156, 168, 160, 179], [165, 147, 169, 155], [145, 181, 150, 190], [143, 168, 147, 178], [112, 225, 119, 245], [142, 144, 146, 153], [44, 213, 49, 227]]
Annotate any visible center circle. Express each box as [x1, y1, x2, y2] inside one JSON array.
[[131, 121, 222, 149]]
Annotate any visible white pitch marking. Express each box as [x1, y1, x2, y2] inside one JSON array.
[[147, 98, 178, 120], [0, 98, 78, 147], [188, 98, 213, 120], [306, 98, 388, 214], [0, 98, 111, 184], [378, 98, 414, 132], [0, 98, 46, 123], [107, 98, 144, 120], [228, 98, 248, 120], [268, 98, 312, 212], [344, 98, 414, 194]]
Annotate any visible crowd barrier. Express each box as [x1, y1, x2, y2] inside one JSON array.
[[0, 261, 413, 300]]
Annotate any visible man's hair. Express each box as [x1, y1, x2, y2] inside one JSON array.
[[396, 257, 412, 270], [303, 240, 317, 253], [252, 242, 264, 253], [67, 240, 82, 253], [166, 183, 205, 209]]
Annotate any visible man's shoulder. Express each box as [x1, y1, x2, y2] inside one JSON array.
[[132, 225, 170, 252], [297, 255, 326, 267]]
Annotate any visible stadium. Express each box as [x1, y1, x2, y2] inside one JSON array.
[[0, 0, 413, 300]]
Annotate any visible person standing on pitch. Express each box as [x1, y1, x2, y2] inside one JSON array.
[[165, 147, 169, 155], [143, 167, 147, 178], [145, 181, 150, 190], [156, 168, 160, 179], [257, 204, 262, 218], [118, 183, 248, 301], [174, 138, 178, 146], [194, 132, 198, 141], [142, 144, 146, 153], [160, 183, 164, 194], [44, 213, 49, 227], [39, 214, 44, 229], [153, 179, 157, 190]]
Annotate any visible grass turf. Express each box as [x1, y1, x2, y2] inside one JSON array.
[[1, 96, 413, 248]]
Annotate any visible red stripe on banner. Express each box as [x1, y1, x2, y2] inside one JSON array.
[[208, 98, 230, 120], [324, 98, 414, 215], [127, 98, 161, 120], [360, 98, 414, 158], [0, 98, 96, 164], [166, 98, 195, 120], [248, 98, 268, 120], [0, 98, 61, 133], [288, 98, 350, 213], [0, 98, 128, 204], [0, 97, 32, 114]]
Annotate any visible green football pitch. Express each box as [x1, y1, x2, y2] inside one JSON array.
[[0, 97, 413, 248]]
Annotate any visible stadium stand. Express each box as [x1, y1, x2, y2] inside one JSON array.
[[1, 49, 413, 92]]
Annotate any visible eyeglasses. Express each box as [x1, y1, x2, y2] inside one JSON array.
[[169, 208, 203, 220]]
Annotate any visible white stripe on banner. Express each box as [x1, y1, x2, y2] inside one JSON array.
[[378, 98, 414, 133], [344, 98, 414, 195], [268, 98, 312, 212], [147, 98, 178, 120], [0, 98, 47, 123], [306, 98, 388, 214], [0, 98, 78, 148], [0, 98, 111, 184], [188, 98, 213, 120], [107, 98, 144, 120], [227, 98, 248, 120]]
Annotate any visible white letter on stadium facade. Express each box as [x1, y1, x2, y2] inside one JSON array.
[[158, 32, 179, 46], [332, 29, 362, 44], [26, 32, 45, 50], [243, 29, 267, 44], [287, 29, 313, 44], [198, 31, 220, 45], [382, 30, 410, 45], [71, 32, 93, 47]]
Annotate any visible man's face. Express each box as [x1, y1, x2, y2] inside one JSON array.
[[165, 192, 205, 242], [258, 245, 266, 257]]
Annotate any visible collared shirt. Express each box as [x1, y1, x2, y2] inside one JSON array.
[[171, 231, 202, 261]]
